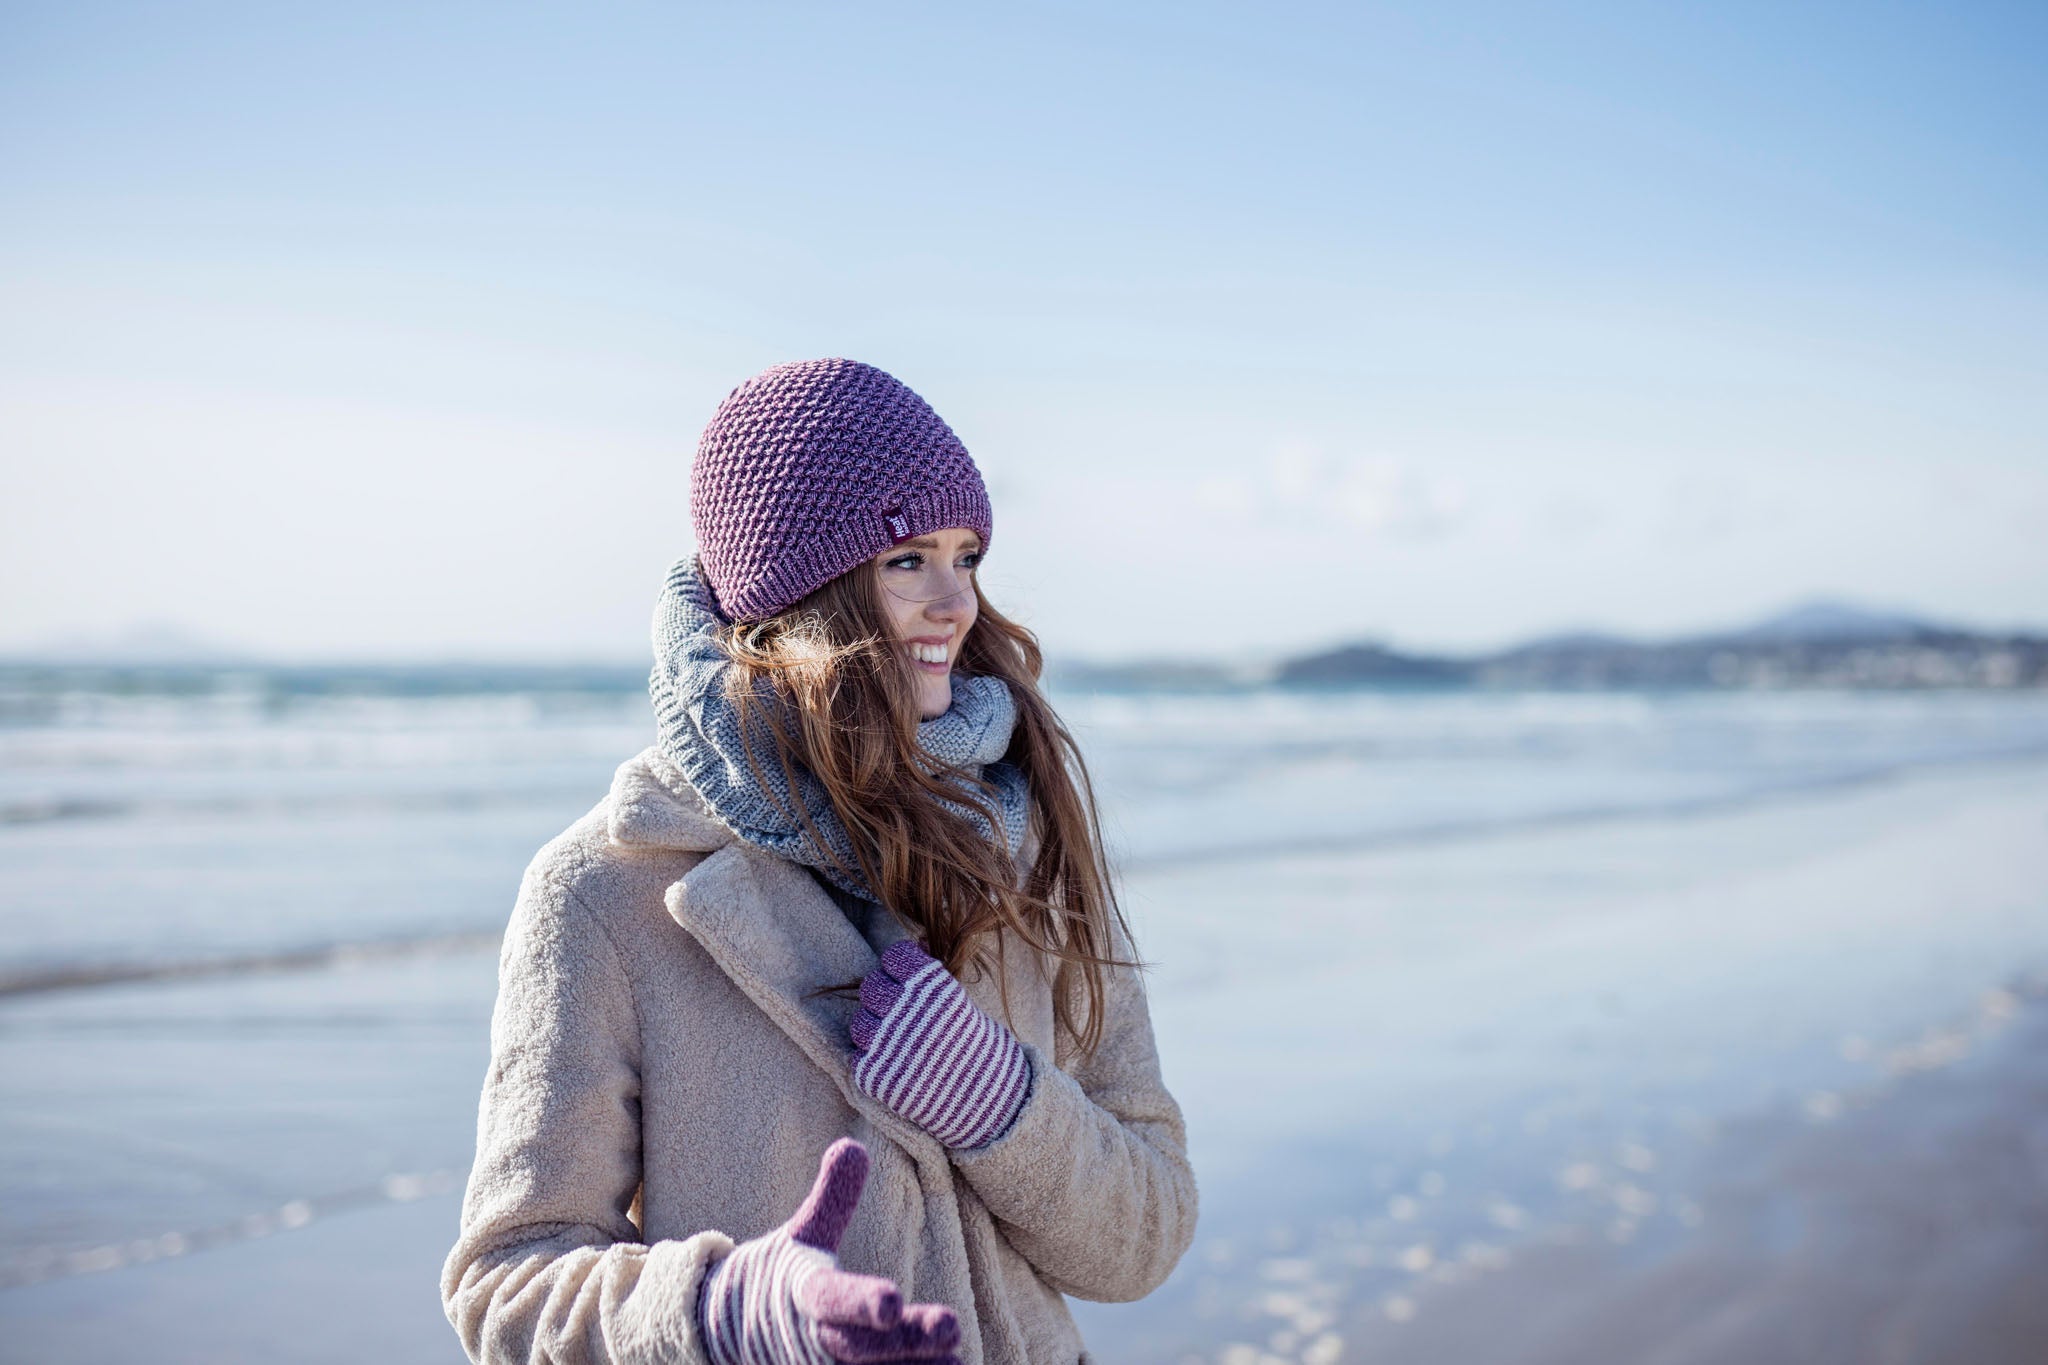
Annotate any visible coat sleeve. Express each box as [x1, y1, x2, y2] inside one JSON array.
[[947, 923, 1198, 1303], [440, 865, 734, 1364]]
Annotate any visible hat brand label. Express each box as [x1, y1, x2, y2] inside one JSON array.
[[883, 508, 912, 543]]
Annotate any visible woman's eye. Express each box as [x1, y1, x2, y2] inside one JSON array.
[[885, 553, 924, 571], [959, 553, 982, 570]]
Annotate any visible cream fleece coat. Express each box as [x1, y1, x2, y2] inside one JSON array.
[[441, 746, 1198, 1365]]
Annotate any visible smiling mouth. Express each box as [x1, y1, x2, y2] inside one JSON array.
[[909, 641, 951, 672]]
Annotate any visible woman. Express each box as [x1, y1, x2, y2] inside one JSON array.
[[441, 358, 1198, 1365]]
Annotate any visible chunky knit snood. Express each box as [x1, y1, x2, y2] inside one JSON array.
[[649, 554, 1030, 903]]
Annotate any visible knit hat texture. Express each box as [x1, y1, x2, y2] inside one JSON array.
[[689, 357, 993, 622]]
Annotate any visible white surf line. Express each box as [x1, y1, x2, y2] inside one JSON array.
[[0, 1167, 467, 1291], [0, 930, 504, 999]]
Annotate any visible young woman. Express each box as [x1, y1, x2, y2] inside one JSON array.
[[441, 358, 1198, 1365]]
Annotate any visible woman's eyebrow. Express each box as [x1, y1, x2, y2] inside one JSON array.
[[892, 535, 982, 552]]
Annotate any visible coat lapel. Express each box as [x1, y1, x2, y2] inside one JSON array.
[[630, 742, 1045, 1177], [658, 826, 998, 1358], [662, 842, 953, 1167]]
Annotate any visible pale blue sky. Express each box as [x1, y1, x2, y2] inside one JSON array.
[[3, 2, 2043, 660]]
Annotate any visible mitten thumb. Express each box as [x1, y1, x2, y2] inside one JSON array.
[[787, 1137, 868, 1252]]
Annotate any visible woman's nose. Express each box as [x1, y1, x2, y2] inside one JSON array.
[[922, 579, 973, 618]]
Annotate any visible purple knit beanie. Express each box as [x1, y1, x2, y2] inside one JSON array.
[[688, 358, 994, 622]]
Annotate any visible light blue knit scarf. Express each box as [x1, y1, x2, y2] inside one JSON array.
[[648, 555, 1030, 904]]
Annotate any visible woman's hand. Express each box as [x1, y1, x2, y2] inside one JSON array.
[[849, 941, 1033, 1151], [695, 1138, 960, 1365]]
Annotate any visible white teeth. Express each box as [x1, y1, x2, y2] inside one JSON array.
[[913, 643, 949, 664]]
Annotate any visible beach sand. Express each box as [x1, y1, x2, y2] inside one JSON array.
[[1326, 987, 2048, 1365], [5, 754, 2048, 1362]]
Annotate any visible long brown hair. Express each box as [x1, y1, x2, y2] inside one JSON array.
[[718, 564, 1140, 1058]]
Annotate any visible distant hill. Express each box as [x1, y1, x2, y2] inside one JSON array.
[[1270, 598, 2047, 691], [1268, 641, 1468, 688]]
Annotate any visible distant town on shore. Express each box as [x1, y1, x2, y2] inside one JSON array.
[[2, 599, 2044, 702]]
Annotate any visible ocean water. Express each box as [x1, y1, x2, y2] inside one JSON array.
[[4, 683, 2046, 986], [4, 680, 2048, 1360]]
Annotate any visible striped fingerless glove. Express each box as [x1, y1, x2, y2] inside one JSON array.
[[848, 940, 1033, 1151], [695, 1138, 961, 1365]]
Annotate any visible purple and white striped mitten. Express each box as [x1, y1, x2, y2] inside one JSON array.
[[695, 1138, 961, 1365], [848, 940, 1033, 1151]]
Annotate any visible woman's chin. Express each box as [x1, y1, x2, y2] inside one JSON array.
[[918, 678, 954, 720]]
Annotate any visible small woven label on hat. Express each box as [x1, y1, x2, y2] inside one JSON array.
[[883, 507, 912, 543]]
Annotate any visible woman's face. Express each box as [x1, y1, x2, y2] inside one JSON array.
[[871, 526, 982, 720]]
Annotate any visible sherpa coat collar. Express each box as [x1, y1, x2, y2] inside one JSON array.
[[612, 751, 1044, 1153], [615, 752, 965, 1173], [443, 746, 1197, 1365]]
